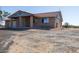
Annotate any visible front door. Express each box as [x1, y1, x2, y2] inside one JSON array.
[[12, 21, 16, 28]]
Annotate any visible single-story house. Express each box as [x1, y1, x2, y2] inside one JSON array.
[[5, 10, 63, 29]]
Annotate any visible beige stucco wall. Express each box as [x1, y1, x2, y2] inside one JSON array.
[[55, 18, 62, 29], [5, 16, 62, 29], [48, 17, 56, 28], [33, 17, 62, 29]]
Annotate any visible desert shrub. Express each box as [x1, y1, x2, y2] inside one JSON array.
[[63, 22, 70, 28], [70, 25, 79, 28], [63, 24, 79, 28]]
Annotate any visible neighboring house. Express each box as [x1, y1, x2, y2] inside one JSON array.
[[5, 10, 63, 29]]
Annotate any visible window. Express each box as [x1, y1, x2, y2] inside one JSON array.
[[42, 18, 49, 24]]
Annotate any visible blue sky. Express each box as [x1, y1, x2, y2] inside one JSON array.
[[1, 6, 79, 25]]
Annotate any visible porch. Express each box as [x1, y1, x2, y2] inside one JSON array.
[[5, 16, 33, 29]]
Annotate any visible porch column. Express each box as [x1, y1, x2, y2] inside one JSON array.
[[30, 16, 33, 28], [19, 16, 22, 27], [10, 18, 12, 28]]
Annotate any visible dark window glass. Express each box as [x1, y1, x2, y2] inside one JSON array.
[[42, 18, 49, 24]]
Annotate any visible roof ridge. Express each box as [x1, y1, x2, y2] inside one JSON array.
[[34, 11, 61, 14], [17, 10, 33, 14], [8, 10, 33, 18]]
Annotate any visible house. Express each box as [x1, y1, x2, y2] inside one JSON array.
[[5, 10, 63, 29]]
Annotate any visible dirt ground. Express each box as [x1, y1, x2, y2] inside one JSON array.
[[0, 28, 79, 53]]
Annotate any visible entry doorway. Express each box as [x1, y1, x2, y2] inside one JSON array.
[[12, 21, 16, 28]]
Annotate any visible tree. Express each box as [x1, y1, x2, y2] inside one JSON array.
[[64, 22, 69, 28], [0, 10, 10, 20], [0, 10, 2, 15], [0, 10, 3, 20], [3, 11, 10, 17], [0, 10, 10, 25], [2, 11, 10, 19]]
